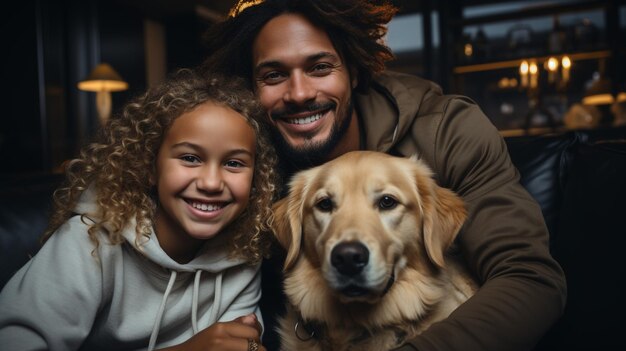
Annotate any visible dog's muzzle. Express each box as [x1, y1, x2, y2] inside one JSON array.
[[330, 241, 396, 298]]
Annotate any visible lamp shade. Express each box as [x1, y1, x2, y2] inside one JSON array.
[[78, 63, 128, 92]]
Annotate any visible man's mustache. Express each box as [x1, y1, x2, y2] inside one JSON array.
[[270, 101, 336, 121]]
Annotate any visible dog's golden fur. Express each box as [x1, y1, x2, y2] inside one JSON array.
[[271, 151, 477, 351]]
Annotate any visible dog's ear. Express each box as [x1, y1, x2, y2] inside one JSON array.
[[415, 167, 467, 268], [272, 196, 302, 271], [271, 172, 311, 272]]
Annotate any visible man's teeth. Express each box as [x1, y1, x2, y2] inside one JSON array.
[[289, 113, 323, 125], [191, 202, 223, 212]]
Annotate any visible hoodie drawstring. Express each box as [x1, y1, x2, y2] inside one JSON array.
[[148, 270, 177, 351], [191, 271, 224, 334], [191, 270, 202, 334], [148, 270, 225, 350], [208, 273, 223, 324]]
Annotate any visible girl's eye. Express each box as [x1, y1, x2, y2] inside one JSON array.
[[315, 197, 334, 212], [225, 160, 244, 168], [378, 195, 398, 210], [180, 155, 200, 163]]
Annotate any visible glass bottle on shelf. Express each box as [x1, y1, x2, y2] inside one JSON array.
[[548, 15, 566, 54], [473, 27, 489, 61]]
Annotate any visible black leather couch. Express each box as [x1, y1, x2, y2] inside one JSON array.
[[1, 126, 625, 349], [506, 126, 626, 350]]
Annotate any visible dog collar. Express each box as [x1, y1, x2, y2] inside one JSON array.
[[294, 315, 318, 341], [294, 312, 409, 349]]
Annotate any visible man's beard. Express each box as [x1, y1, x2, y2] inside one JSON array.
[[270, 100, 354, 171]]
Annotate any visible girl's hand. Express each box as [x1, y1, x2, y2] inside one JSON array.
[[159, 313, 266, 351]]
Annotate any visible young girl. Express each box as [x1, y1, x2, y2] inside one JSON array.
[[0, 69, 278, 351]]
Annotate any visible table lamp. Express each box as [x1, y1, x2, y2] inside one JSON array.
[[78, 63, 128, 125]]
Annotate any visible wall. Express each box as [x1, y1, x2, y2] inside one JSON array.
[[0, 0, 148, 178]]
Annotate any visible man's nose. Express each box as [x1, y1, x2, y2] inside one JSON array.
[[284, 72, 316, 104]]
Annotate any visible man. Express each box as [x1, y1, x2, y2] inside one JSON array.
[[201, 1, 567, 350]]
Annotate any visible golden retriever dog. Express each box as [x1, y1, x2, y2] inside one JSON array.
[[271, 151, 477, 351]]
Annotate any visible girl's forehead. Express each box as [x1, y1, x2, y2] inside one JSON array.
[[163, 102, 257, 152]]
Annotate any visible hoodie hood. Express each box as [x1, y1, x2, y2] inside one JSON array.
[[356, 71, 443, 153], [74, 186, 247, 273]]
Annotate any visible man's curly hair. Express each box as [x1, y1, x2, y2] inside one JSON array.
[[44, 69, 280, 264], [200, 0, 398, 92]]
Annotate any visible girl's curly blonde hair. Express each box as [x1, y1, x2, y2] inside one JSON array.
[[43, 69, 279, 264]]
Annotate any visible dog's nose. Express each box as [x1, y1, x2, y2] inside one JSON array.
[[331, 242, 369, 276]]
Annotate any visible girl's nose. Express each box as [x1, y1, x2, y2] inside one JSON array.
[[196, 165, 224, 193]]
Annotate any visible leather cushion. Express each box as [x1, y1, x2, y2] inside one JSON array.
[[505, 132, 578, 246]]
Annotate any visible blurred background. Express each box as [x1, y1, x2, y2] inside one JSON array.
[[1, 0, 625, 179]]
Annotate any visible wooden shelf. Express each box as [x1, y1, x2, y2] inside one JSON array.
[[500, 127, 566, 138], [453, 50, 611, 74]]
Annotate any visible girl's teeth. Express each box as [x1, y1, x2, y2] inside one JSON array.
[[192, 202, 222, 212]]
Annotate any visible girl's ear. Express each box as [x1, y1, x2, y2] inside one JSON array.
[[148, 171, 156, 187]]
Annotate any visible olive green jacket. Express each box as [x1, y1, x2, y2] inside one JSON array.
[[355, 71, 567, 351]]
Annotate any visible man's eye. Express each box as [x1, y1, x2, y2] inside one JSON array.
[[312, 63, 331, 70], [315, 197, 334, 212], [310, 63, 333, 75], [260, 71, 286, 84], [378, 195, 398, 210]]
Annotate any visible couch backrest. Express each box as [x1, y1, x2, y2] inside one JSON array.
[[505, 132, 579, 245], [0, 174, 63, 287], [541, 140, 626, 350], [506, 127, 626, 350]]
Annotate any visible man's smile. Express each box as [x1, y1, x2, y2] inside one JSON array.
[[285, 112, 324, 125]]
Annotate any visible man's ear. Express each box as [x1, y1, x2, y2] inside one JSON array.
[[350, 66, 359, 89]]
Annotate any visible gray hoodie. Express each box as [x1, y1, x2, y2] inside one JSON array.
[[0, 189, 262, 350]]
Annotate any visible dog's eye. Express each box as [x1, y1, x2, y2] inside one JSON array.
[[378, 195, 398, 210], [315, 198, 334, 212]]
